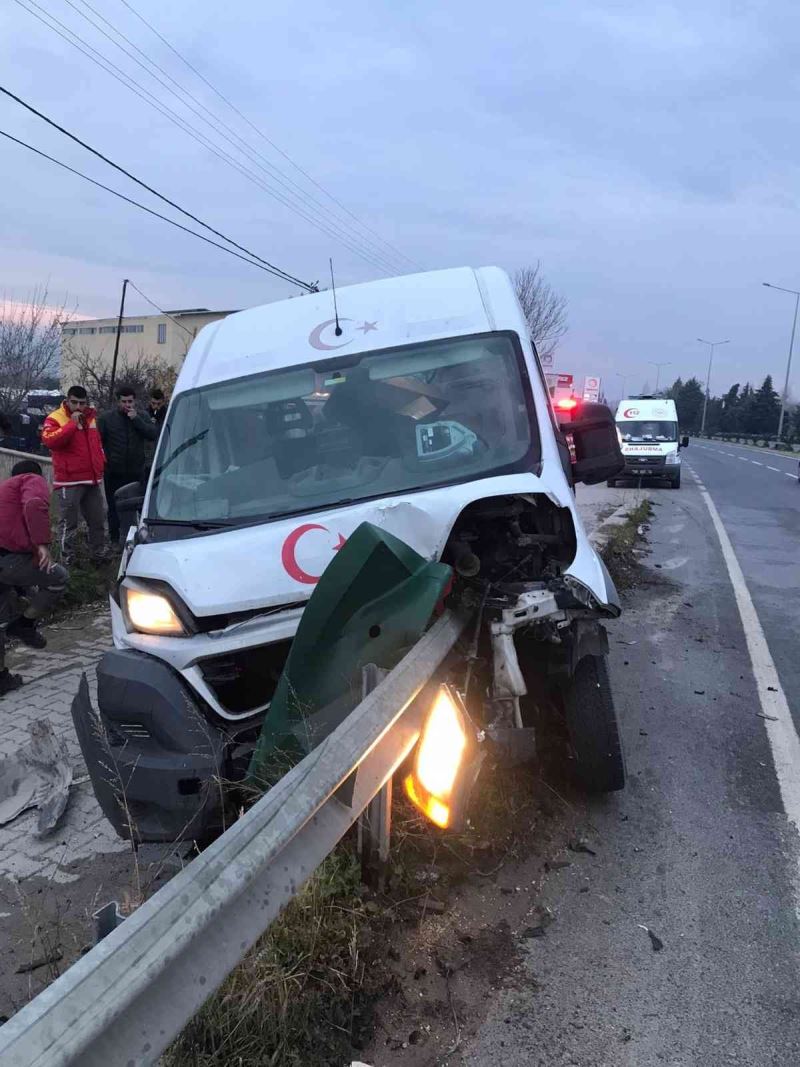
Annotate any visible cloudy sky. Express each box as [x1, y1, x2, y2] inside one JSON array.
[[2, 0, 800, 400]]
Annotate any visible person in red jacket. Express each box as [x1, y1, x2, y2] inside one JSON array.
[[0, 460, 69, 695], [41, 384, 107, 564]]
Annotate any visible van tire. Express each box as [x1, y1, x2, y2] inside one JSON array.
[[563, 654, 626, 792], [606, 479, 617, 488], [671, 471, 681, 489]]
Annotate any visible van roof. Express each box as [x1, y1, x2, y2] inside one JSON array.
[[177, 267, 523, 391], [615, 397, 678, 420]]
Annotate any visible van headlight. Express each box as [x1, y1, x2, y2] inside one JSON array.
[[121, 580, 187, 636], [665, 451, 681, 464], [404, 685, 483, 830]]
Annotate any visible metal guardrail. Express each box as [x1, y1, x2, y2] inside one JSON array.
[[0, 609, 467, 1067], [0, 445, 53, 486]]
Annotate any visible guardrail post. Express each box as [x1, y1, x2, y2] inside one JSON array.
[[358, 664, 392, 891]]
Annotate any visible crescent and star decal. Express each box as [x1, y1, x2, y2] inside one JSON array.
[[308, 318, 379, 351], [281, 523, 347, 585]]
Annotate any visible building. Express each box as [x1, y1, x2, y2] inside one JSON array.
[[61, 308, 236, 375]]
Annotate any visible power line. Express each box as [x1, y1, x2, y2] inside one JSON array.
[[126, 281, 195, 336], [69, 0, 415, 274], [0, 127, 313, 286], [11, 0, 406, 275], [116, 0, 421, 271], [0, 83, 316, 289]]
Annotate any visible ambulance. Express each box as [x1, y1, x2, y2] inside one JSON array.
[[611, 396, 688, 488], [71, 267, 627, 842]]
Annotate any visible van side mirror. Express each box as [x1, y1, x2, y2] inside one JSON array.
[[567, 403, 625, 485], [681, 435, 689, 448]]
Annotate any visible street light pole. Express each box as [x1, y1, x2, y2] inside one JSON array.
[[697, 338, 729, 436], [648, 361, 671, 393], [762, 282, 799, 440]]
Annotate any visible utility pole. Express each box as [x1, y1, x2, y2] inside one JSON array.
[[697, 338, 729, 436], [762, 282, 799, 440], [108, 278, 129, 406]]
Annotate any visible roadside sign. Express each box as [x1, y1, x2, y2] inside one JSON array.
[[583, 375, 601, 402], [540, 351, 554, 368]]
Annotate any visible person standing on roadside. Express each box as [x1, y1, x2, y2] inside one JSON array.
[[0, 460, 68, 695], [41, 385, 107, 565], [147, 387, 167, 430], [98, 386, 158, 545], [144, 386, 167, 466]]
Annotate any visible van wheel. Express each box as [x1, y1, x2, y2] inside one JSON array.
[[606, 479, 617, 488], [563, 655, 626, 792], [671, 471, 681, 489]]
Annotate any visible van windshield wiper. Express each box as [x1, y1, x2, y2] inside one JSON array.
[[145, 517, 235, 530], [263, 500, 356, 521], [152, 428, 209, 484]]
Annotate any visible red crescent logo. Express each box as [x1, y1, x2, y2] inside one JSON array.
[[281, 524, 348, 585], [308, 318, 352, 351], [623, 407, 639, 418]]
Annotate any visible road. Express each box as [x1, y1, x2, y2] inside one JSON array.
[[451, 462, 800, 1066]]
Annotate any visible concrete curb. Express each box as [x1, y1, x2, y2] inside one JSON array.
[[589, 498, 649, 550]]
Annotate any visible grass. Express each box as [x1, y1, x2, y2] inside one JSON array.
[[597, 498, 653, 591], [163, 757, 540, 1067]]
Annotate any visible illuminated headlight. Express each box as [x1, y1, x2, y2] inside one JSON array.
[[404, 685, 482, 830], [121, 581, 186, 636], [665, 451, 681, 465]]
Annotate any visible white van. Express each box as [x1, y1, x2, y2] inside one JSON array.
[[611, 396, 688, 489], [72, 267, 626, 841]]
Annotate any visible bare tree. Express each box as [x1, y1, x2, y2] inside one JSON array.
[[61, 345, 179, 410], [513, 263, 568, 360], [0, 287, 73, 414]]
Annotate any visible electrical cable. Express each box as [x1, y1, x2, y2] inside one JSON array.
[[0, 127, 313, 287], [116, 0, 421, 271], [0, 83, 315, 288], [69, 0, 414, 274], [126, 282, 195, 336], [11, 0, 405, 275], [11, 0, 400, 275]]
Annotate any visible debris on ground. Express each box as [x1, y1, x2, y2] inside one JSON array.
[[568, 839, 597, 856], [758, 713, 779, 722], [0, 719, 73, 835], [637, 924, 664, 952], [15, 949, 64, 974]]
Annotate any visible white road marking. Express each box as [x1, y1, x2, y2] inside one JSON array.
[[726, 452, 736, 457], [785, 473, 796, 479], [738, 456, 749, 462], [751, 461, 763, 466], [696, 482, 800, 909], [768, 466, 781, 472]]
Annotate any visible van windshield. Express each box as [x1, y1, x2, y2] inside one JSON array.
[[148, 332, 538, 527], [617, 420, 678, 443]]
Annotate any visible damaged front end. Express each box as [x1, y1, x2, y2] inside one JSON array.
[[438, 493, 619, 768]]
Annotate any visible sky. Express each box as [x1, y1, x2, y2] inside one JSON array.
[[3, 0, 800, 402]]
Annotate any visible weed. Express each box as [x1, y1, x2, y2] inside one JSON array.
[[162, 755, 540, 1067], [599, 499, 653, 590], [163, 849, 371, 1067]]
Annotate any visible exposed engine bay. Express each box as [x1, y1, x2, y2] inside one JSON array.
[[440, 494, 611, 744]]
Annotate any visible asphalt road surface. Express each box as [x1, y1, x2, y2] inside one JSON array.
[[459, 458, 800, 1066]]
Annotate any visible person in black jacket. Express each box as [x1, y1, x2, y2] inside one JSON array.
[[98, 386, 158, 544]]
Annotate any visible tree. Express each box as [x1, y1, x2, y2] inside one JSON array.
[[719, 383, 741, 433], [673, 377, 705, 433], [0, 287, 73, 414], [61, 345, 179, 411], [747, 375, 781, 436], [513, 263, 568, 361], [665, 378, 683, 402]]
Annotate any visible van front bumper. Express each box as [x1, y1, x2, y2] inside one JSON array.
[[71, 649, 257, 843]]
